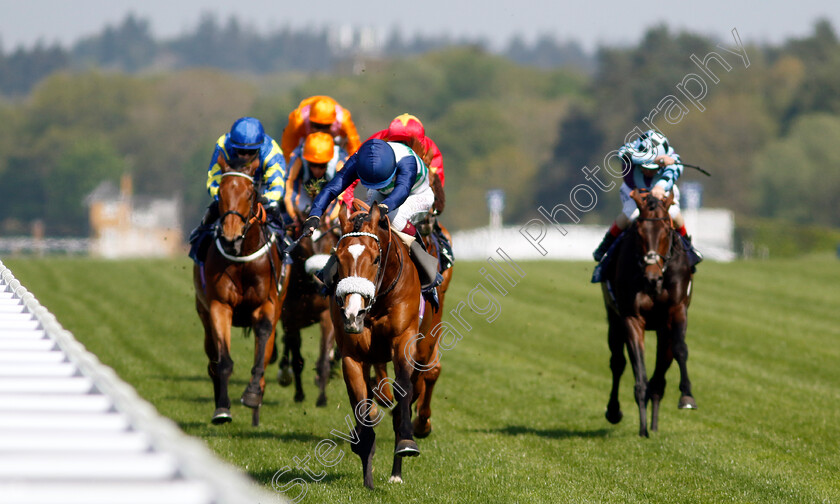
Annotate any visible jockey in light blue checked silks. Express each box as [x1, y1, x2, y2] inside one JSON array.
[[592, 129, 702, 266]]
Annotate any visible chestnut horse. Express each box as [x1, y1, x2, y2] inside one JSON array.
[[277, 212, 340, 407], [193, 156, 288, 427], [372, 210, 453, 438], [601, 189, 696, 437], [331, 201, 437, 489]]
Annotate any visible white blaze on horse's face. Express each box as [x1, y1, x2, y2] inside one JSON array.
[[347, 244, 366, 272]]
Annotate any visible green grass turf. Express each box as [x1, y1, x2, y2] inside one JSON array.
[[4, 254, 840, 503]]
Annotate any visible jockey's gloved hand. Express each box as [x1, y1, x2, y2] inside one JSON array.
[[377, 203, 389, 222], [302, 215, 320, 237]]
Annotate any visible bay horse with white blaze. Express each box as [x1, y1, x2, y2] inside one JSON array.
[[331, 201, 434, 489], [601, 189, 696, 437], [193, 155, 288, 426]]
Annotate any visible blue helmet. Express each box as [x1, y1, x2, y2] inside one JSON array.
[[229, 117, 265, 150], [356, 139, 397, 189]]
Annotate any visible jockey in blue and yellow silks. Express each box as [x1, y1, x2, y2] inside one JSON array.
[[189, 117, 287, 264], [206, 117, 286, 206]]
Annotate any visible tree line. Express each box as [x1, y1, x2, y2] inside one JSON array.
[[0, 17, 838, 250]]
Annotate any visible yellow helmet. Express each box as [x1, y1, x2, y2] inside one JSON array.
[[303, 132, 335, 164], [309, 98, 337, 125]]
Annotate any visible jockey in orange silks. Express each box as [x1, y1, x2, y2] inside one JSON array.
[[281, 95, 361, 165]]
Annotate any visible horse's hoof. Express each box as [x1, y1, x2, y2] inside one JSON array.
[[316, 395, 327, 407], [241, 391, 262, 409], [294, 392, 305, 403], [678, 396, 697, 409], [395, 439, 420, 457], [211, 408, 232, 424], [413, 417, 432, 438], [605, 408, 623, 424], [277, 366, 294, 387], [388, 475, 404, 484]]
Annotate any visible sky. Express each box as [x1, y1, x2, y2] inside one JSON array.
[[2, 0, 840, 53]]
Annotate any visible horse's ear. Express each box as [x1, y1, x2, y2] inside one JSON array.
[[217, 153, 228, 169], [663, 190, 675, 209], [630, 189, 645, 208], [370, 202, 380, 223], [338, 201, 351, 232]]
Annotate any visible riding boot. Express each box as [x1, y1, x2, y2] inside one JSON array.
[[409, 241, 442, 311], [189, 200, 220, 264], [593, 229, 618, 262], [681, 234, 703, 270], [433, 225, 454, 272]]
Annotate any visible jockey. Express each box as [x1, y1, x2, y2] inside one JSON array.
[[188, 116, 287, 264], [284, 132, 349, 226], [302, 138, 442, 304], [280, 95, 361, 165], [592, 129, 702, 264]]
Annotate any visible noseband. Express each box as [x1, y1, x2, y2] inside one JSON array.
[[333, 218, 402, 314]]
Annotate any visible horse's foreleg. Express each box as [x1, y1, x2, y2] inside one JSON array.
[[285, 327, 305, 403], [390, 331, 419, 484], [649, 327, 674, 432], [207, 302, 234, 424], [624, 319, 649, 437], [413, 359, 440, 438], [605, 311, 626, 425], [242, 316, 273, 412], [342, 356, 377, 489], [670, 305, 697, 410], [316, 311, 334, 407]]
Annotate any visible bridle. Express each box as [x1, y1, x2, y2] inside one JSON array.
[[333, 213, 402, 316], [636, 207, 675, 275], [214, 171, 273, 262]]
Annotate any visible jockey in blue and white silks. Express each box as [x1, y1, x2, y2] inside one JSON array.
[[307, 139, 434, 234], [301, 138, 441, 301]]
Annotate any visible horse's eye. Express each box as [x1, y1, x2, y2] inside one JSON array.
[[373, 256, 380, 265]]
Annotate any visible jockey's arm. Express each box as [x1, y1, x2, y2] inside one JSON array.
[[340, 111, 362, 156], [652, 153, 684, 198], [284, 157, 302, 220], [280, 109, 303, 165], [206, 144, 227, 200], [308, 156, 359, 220], [379, 156, 418, 211], [260, 142, 287, 206]]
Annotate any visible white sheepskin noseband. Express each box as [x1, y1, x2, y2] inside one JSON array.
[[335, 276, 376, 299]]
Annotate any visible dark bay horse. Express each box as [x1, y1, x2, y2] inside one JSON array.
[[193, 155, 288, 427], [601, 189, 696, 437], [277, 210, 340, 407], [331, 201, 430, 489], [373, 210, 454, 438]]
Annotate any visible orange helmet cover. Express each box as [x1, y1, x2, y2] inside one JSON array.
[[310, 98, 337, 125], [303, 132, 335, 164]]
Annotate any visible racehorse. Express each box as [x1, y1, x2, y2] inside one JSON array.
[[331, 200, 433, 489], [193, 155, 288, 427], [601, 189, 696, 437], [276, 208, 340, 407], [372, 210, 453, 438]]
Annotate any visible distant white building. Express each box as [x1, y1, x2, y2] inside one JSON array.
[[86, 175, 183, 258], [451, 208, 736, 262]]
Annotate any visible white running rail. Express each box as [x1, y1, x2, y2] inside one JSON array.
[[0, 260, 284, 504]]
